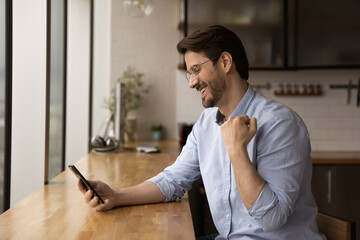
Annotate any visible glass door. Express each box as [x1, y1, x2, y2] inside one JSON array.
[[297, 0, 360, 67]]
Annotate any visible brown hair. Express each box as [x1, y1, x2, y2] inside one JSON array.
[[177, 25, 249, 80]]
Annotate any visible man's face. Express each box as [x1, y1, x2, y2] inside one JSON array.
[[184, 51, 226, 108]]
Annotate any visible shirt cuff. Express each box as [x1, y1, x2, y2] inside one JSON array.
[[147, 175, 175, 202], [248, 183, 278, 222]]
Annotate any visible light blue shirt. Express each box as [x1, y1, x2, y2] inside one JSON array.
[[148, 86, 323, 239]]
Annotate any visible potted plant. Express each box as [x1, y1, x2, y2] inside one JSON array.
[[104, 66, 150, 141], [150, 124, 163, 140]]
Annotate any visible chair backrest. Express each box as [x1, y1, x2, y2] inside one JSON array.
[[316, 212, 353, 240]]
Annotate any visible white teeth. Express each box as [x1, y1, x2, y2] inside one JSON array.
[[201, 88, 205, 94]]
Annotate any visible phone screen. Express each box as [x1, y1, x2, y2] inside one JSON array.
[[68, 165, 105, 204]]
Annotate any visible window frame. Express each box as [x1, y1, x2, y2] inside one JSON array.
[[2, 0, 13, 213]]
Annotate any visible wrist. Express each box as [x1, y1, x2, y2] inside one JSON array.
[[227, 145, 251, 167], [113, 188, 125, 206], [227, 144, 247, 156], [238, 144, 248, 153]]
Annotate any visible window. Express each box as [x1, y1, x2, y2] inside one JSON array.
[[46, 0, 66, 182], [0, 0, 5, 212], [0, 0, 10, 213]]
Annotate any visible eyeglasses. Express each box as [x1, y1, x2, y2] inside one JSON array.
[[185, 58, 216, 82]]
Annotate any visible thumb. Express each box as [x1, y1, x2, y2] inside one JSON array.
[[249, 117, 257, 135]]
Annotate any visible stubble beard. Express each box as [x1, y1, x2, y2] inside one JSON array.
[[201, 71, 227, 108]]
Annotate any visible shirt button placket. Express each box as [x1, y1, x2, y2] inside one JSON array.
[[223, 155, 232, 235]]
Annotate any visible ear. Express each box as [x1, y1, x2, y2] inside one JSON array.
[[219, 52, 233, 73]]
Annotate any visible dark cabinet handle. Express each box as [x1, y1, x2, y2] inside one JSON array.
[[327, 170, 332, 203]]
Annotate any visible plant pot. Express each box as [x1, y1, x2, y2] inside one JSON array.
[[152, 130, 162, 141]]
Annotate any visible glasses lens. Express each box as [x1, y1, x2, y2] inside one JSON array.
[[186, 72, 191, 82]]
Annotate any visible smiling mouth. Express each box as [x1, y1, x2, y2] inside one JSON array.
[[197, 83, 207, 98], [199, 87, 207, 99]]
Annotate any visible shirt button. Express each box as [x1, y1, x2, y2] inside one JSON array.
[[225, 188, 229, 193], [227, 163, 230, 167], [226, 214, 230, 218]]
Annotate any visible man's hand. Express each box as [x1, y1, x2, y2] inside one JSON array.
[[220, 114, 257, 155], [77, 179, 116, 211]]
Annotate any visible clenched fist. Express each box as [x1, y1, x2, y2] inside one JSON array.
[[220, 114, 257, 155]]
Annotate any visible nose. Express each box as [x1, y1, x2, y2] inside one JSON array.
[[188, 75, 199, 89]]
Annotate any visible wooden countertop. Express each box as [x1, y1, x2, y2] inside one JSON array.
[[311, 151, 360, 164], [0, 140, 195, 240]]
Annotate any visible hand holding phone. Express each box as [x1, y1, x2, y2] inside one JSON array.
[[68, 165, 105, 204]]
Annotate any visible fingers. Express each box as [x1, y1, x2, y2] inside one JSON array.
[[84, 189, 94, 203], [230, 115, 255, 127], [84, 190, 107, 209], [239, 114, 249, 124], [96, 199, 111, 211], [88, 196, 111, 212], [88, 193, 100, 208], [226, 114, 257, 136], [77, 179, 87, 194]]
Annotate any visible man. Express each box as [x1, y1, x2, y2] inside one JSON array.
[[78, 25, 324, 239]]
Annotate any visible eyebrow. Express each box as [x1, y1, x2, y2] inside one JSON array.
[[186, 64, 197, 73], [187, 57, 216, 73], [190, 64, 199, 70], [189, 63, 200, 71]]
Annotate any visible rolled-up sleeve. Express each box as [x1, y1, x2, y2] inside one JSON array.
[[247, 115, 311, 232], [148, 124, 201, 202]]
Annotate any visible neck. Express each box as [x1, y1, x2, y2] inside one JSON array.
[[218, 77, 248, 118]]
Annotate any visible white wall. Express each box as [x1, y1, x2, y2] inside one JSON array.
[[92, 0, 111, 137], [251, 70, 360, 151], [110, 0, 179, 140], [11, 0, 47, 206], [176, 69, 360, 151], [66, 0, 91, 166]]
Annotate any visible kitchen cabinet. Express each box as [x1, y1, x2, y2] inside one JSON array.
[[184, 0, 284, 69], [296, 0, 360, 68], [311, 165, 336, 214], [312, 164, 360, 240], [182, 0, 360, 69]]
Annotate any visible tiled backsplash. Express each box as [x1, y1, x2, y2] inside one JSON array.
[[176, 69, 360, 151]]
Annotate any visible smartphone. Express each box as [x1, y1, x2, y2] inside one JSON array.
[[68, 165, 105, 204]]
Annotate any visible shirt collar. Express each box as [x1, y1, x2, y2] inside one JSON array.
[[215, 84, 255, 126]]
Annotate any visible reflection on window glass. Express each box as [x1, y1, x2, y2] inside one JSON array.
[[48, 0, 65, 181], [0, 0, 6, 213]]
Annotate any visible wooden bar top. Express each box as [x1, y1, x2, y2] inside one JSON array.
[[311, 151, 360, 164], [0, 140, 195, 240]]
